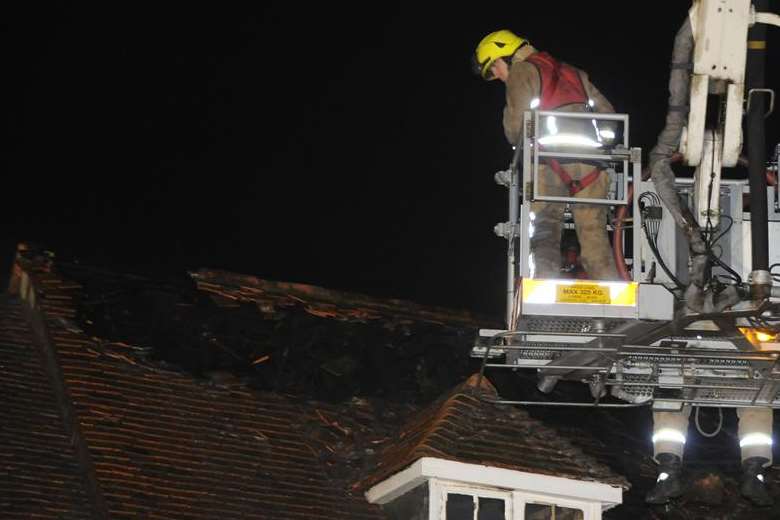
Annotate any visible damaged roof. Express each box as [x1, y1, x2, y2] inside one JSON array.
[[4, 253, 385, 519], [53, 257, 495, 405], [2, 246, 780, 519], [190, 268, 486, 328]]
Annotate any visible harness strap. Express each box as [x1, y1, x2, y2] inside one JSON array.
[[547, 159, 603, 196]]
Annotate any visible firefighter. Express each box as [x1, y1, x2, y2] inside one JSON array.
[[649, 406, 774, 506], [473, 30, 619, 281]]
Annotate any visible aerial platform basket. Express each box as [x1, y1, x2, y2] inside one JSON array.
[[474, 110, 780, 410]]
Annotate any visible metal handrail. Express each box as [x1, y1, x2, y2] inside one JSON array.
[[497, 330, 627, 338], [486, 345, 619, 352], [485, 364, 609, 371]]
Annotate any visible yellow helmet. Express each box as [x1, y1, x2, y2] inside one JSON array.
[[473, 30, 528, 79]]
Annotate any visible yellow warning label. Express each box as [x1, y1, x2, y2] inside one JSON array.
[[556, 284, 611, 304]]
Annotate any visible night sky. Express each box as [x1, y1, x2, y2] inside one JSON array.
[[5, 3, 779, 316]]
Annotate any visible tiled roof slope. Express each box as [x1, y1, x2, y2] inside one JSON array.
[[0, 298, 92, 518], [13, 254, 384, 519], [359, 374, 630, 491]]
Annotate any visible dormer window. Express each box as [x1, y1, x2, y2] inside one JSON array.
[[362, 376, 626, 519], [367, 458, 620, 520], [437, 481, 587, 520]]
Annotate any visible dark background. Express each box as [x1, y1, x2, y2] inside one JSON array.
[[4, 3, 779, 316]]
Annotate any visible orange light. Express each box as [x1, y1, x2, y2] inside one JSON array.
[[739, 327, 778, 345]]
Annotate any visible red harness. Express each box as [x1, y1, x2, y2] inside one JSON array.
[[526, 52, 602, 194], [547, 158, 603, 196], [525, 51, 588, 110]]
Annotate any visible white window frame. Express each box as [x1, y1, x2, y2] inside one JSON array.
[[513, 490, 602, 520], [429, 479, 602, 520], [431, 480, 513, 520], [366, 458, 619, 520]]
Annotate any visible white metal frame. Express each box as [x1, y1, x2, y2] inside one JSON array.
[[529, 111, 631, 206]]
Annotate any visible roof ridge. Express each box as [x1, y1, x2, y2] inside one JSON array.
[[407, 391, 482, 462], [190, 268, 498, 328], [356, 376, 501, 489]]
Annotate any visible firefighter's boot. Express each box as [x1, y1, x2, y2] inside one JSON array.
[[645, 453, 684, 504], [588, 375, 607, 399], [537, 375, 560, 394], [740, 457, 773, 507]]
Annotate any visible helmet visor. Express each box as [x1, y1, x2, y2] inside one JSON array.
[[471, 54, 494, 80]]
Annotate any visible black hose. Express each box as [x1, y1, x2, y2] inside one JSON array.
[[646, 237, 685, 290], [747, 0, 769, 272]]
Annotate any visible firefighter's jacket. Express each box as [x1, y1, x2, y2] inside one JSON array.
[[503, 46, 615, 146]]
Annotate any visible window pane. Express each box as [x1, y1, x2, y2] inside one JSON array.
[[446, 494, 474, 520], [477, 497, 505, 520], [525, 504, 583, 520], [381, 482, 428, 520], [525, 504, 553, 520], [555, 506, 584, 520]]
